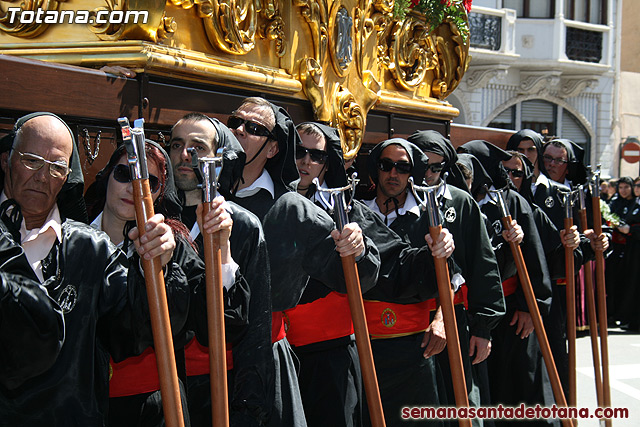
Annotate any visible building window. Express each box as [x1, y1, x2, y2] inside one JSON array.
[[488, 105, 515, 130], [503, 0, 553, 18], [566, 27, 603, 63], [564, 0, 607, 25], [469, 12, 502, 51]]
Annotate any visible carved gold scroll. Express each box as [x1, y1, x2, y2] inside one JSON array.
[[0, 0, 470, 157]]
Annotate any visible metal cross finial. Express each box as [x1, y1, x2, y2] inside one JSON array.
[[485, 185, 511, 219], [313, 172, 359, 231], [188, 147, 224, 204], [558, 188, 580, 220], [118, 118, 149, 181], [408, 173, 448, 228], [587, 164, 601, 197]]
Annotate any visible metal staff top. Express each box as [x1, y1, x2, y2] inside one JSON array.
[[408, 173, 448, 228], [577, 184, 587, 212], [118, 118, 148, 180], [313, 173, 358, 232], [587, 164, 601, 199], [485, 186, 511, 220], [558, 189, 580, 220], [188, 148, 224, 204]]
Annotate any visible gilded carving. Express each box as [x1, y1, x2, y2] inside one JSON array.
[[195, 0, 259, 55], [295, 0, 328, 64], [388, 15, 438, 91], [430, 19, 470, 100], [329, 4, 353, 77], [88, 0, 167, 42], [0, 0, 66, 38], [335, 85, 365, 160], [258, 0, 285, 57], [299, 57, 331, 122]]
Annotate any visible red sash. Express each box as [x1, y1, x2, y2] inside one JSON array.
[[364, 300, 432, 339], [502, 276, 518, 297], [109, 347, 160, 397], [284, 291, 354, 347], [422, 285, 468, 312], [185, 337, 233, 377], [272, 311, 286, 343]]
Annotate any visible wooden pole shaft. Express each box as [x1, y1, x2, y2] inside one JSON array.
[[590, 197, 612, 427], [429, 225, 472, 427], [577, 209, 603, 406], [500, 216, 574, 427], [564, 217, 577, 410], [341, 255, 386, 427], [201, 202, 230, 427], [132, 179, 185, 427]]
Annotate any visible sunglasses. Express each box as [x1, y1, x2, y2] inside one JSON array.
[[112, 164, 161, 193], [634, 184, 640, 188], [542, 154, 568, 165], [504, 167, 525, 178], [227, 115, 274, 139], [18, 151, 71, 178], [426, 161, 445, 174], [377, 158, 412, 174], [296, 145, 328, 164]]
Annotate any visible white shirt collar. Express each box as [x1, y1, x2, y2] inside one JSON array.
[[0, 191, 63, 243], [235, 169, 275, 199], [478, 185, 496, 207], [311, 180, 331, 210], [364, 191, 421, 225], [532, 173, 550, 195]]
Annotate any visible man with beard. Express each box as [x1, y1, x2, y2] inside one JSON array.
[[287, 123, 452, 427], [0, 112, 186, 426], [227, 97, 381, 427], [407, 130, 505, 426], [361, 138, 455, 426], [169, 112, 272, 426], [458, 140, 555, 426]]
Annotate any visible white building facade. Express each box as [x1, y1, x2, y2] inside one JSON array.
[[450, 0, 619, 177]]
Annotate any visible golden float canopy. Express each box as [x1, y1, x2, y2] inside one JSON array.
[[0, 0, 470, 158]]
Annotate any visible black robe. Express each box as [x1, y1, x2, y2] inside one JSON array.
[[0, 220, 190, 427], [235, 182, 380, 427], [616, 198, 640, 328], [183, 202, 272, 426], [0, 229, 64, 391]]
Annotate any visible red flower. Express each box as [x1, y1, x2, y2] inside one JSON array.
[[463, 0, 473, 12], [440, 0, 453, 6], [411, 0, 421, 7]]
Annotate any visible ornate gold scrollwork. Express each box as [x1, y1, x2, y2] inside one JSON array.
[[335, 85, 365, 160], [388, 15, 438, 91], [259, 0, 285, 57], [299, 57, 331, 122], [194, 0, 258, 54], [0, 0, 66, 38], [430, 18, 470, 100], [89, 0, 171, 42], [295, 0, 328, 64]]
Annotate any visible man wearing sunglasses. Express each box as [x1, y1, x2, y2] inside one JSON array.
[[0, 113, 187, 426], [169, 112, 274, 426], [408, 130, 506, 423], [359, 138, 458, 424], [228, 98, 381, 427]]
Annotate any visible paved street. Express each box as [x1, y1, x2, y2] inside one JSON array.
[[576, 327, 640, 426]]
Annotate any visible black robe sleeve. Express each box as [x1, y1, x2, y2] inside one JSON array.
[[0, 231, 64, 390], [443, 187, 505, 340]]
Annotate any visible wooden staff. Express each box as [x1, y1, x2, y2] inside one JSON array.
[[192, 150, 229, 427], [315, 177, 386, 427], [119, 118, 185, 427], [410, 178, 471, 427], [577, 186, 603, 406], [559, 190, 577, 410], [588, 168, 612, 427], [487, 188, 574, 427]]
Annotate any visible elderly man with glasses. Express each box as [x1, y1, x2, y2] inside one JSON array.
[[0, 112, 188, 426]]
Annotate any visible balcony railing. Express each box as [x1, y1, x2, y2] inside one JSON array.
[[565, 26, 603, 63], [469, 12, 502, 51]]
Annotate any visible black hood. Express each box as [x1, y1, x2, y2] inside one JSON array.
[[367, 138, 428, 186], [506, 129, 544, 156], [85, 139, 182, 222], [0, 112, 87, 224], [459, 140, 513, 190], [456, 153, 492, 197], [407, 130, 467, 190], [298, 122, 348, 196], [512, 153, 536, 205], [265, 102, 301, 191], [541, 138, 588, 185], [207, 117, 247, 198]]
